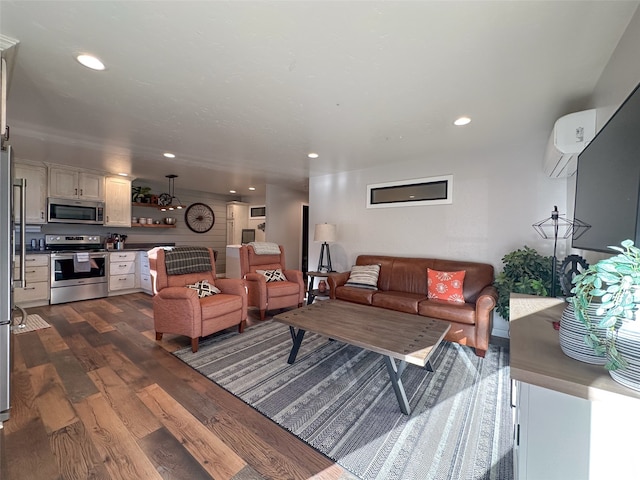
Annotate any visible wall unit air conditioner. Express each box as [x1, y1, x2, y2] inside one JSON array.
[[543, 109, 596, 178]]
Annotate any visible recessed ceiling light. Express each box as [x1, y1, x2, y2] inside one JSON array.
[[249, 187, 256, 191], [76, 54, 105, 71], [163, 152, 176, 158], [308, 153, 319, 159], [118, 173, 128, 177], [454, 116, 471, 126], [230, 190, 236, 194]]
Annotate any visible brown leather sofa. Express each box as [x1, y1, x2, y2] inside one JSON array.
[[328, 254, 498, 357]]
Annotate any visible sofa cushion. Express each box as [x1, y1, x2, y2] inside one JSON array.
[[418, 299, 476, 325], [427, 269, 466, 303], [371, 291, 427, 314], [335, 285, 376, 305], [345, 264, 380, 290], [186, 280, 221, 298], [256, 268, 287, 282]]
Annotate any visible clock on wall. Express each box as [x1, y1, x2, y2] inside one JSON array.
[[184, 202, 215, 233]]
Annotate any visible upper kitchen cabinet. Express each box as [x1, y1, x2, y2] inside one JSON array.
[[49, 166, 104, 201], [14, 162, 47, 224], [104, 176, 132, 227]]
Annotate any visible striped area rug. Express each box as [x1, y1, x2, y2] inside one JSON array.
[[174, 321, 513, 480]]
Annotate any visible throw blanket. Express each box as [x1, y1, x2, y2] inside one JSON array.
[[249, 242, 281, 255], [164, 247, 212, 275]]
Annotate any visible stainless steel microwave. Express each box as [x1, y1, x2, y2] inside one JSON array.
[[47, 198, 105, 225]]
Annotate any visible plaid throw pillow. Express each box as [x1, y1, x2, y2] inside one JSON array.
[[256, 269, 287, 282], [345, 264, 380, 290], [186, 280, 221, 298]]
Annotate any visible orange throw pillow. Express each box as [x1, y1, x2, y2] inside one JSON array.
[[427, 268, 466, 303]]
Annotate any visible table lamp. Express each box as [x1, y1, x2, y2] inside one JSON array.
[[314, 223, 336, 272]]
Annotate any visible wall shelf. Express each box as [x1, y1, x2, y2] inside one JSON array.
[[131, 223, 176, 228], [132, 202, 186, 210]]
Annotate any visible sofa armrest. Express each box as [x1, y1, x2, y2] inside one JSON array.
[[474, 285, 499, 354], [328, 272, 350, 299]]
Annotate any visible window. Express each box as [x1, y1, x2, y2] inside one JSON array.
[[366, 175, 453, 208], [250, 205, 266, 219]]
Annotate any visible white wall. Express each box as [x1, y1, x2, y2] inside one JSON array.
[[310, 146, 567, 337], [265, 184, 308, 271], [567, 7, 640, 265], [309, 7, 640, 340]]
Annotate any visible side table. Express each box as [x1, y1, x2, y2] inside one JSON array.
[[306, 271, 334, 305]]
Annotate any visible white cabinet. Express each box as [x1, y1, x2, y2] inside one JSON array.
[[104, 176, 132, 227], [138, 251, 153, 295], [226, 201, 248, 245], [108, 251, 137, 294], [49, 166, 104, 200], [14, 163, 47, 224], [510, 294, 640, 480], [13, 254, 50, 306]]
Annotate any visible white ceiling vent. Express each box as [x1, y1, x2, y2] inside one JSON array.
[[543, 109, 596, 178]]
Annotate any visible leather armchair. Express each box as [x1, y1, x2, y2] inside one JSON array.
[[239, 244, 305, 320], [148, 247, 247, 352]]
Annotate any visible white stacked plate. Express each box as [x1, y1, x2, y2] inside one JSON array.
[[559, 302, 607, 365], [609, 318, 640, 392]]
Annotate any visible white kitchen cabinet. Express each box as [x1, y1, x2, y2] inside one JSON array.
[[49, 166, 104, 200], [104, 176, 132, 227], [138, 251, 153, 295], [226, 201, 248, 245], [13, 254, 50, 307], [108, 251, 137, 294], [14, 163, 47, 224], [510, 294, 640, 480]]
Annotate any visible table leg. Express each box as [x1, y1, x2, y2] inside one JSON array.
[[287, 326, 306, 364], [383, 356, 411, 415], [307, 276, 315, 305]]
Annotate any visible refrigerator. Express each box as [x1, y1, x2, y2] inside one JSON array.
[[1, 142, 25, 425]]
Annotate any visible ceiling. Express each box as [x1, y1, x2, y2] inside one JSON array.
[[1, 1, 638, 197]]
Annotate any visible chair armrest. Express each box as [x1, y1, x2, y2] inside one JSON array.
[[216, 278, 247, 297], [283, 269, 306, 304], [244, 272, 267, 308], [328, 272, 350, 299], [156, 286, 199, 301]]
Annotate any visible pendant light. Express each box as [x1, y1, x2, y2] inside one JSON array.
[[159, 174, 185, 211]]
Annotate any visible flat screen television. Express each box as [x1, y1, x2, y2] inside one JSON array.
[[572, 81, 640, 253]]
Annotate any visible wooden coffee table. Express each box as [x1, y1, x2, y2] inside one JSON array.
[[273, 299, 451, 415]]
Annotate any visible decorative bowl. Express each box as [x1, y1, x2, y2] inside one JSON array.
[[164, 217, 177, 225]]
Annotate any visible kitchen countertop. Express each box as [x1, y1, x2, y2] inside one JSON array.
[[509, 293, 640, 403]]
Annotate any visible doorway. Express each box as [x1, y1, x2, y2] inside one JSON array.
[[301, 204, 309, 278]]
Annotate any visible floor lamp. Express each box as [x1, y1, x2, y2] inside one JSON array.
[[314, 223, 336, 272], [532, 206, 586, 298]]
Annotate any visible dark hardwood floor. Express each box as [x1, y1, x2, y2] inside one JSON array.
[[1, 293, 355, 480]]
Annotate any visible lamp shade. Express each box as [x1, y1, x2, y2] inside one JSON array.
[[314, 223, 336, 243]]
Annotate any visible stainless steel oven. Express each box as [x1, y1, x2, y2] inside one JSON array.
[[46, 235, 108, 304]]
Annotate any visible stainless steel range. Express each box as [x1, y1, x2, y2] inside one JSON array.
[[46, 234, 108, 304]]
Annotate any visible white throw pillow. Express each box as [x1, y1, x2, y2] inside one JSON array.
[[256, 269, 288, 282], [186, 280, 221, 298], [345, 264, 380, 290]]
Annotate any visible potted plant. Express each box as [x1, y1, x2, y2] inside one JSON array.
[[494, 246, 557, 320], [570, 239, 640, 380]]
